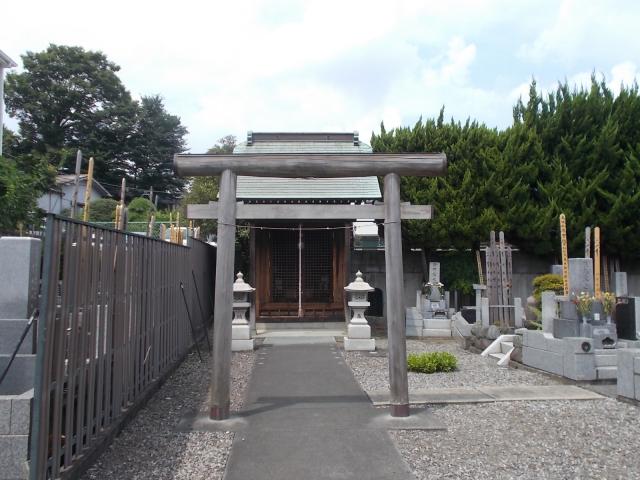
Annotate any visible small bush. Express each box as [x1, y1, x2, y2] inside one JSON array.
[[127, 197, 156, 222], [532, 273, 564, 303], [407, 351, 457, 374]]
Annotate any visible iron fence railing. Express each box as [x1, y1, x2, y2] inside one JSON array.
[[30, 214, 216, 479]]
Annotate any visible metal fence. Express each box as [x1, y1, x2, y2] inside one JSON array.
[[30, 215, 216, 479]]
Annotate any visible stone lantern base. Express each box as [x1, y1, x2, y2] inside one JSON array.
[[344, 336, 376, 351], [232, 299, 255, 351], [344, 302, 375, 351]]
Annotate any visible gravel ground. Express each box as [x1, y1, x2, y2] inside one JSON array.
[[391, 400, 640, 480], [344, 338, 561, 392], [82, 348, 255, 480], [344, 337, 640, 479]]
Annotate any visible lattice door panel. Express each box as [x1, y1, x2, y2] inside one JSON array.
[[270, 230, 299, 302], [302, 230, 333, 302]]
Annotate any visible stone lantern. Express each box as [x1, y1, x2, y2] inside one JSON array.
[[344, 271, 375, 351], [232, 272, 255, 351]]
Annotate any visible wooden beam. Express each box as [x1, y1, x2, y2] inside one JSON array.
[[174, 152, 447, 178], [187, 202, 433, 220]]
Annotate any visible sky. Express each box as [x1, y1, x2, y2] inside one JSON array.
[[2, 0, 639, 152]]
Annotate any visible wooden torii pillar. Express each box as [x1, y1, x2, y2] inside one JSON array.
[[174, 153, 447, 419]]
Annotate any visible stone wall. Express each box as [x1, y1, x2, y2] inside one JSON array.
[[351, 249, 423, 326]]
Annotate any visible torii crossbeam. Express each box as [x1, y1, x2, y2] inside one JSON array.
[[174, 152, 447, 419]]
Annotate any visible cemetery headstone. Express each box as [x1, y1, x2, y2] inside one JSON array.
[[568, 258, 594, 295]]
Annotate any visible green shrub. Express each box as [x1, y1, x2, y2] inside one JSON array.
[[532, 273, 564, 302], [127, 197, 156, 222], [89, 198, 118, 222], [407, 351, 458, 374]]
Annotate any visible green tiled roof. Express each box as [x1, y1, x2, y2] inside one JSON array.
[[233, 135, 381, 200], [236, 176, 381, 200]]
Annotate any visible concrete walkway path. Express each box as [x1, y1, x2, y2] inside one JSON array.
[[366, 384, 604, 406], [222, 337, 440, 480]]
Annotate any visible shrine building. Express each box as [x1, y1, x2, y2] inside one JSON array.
[[235, 132, 376, 323], [228, 131, 424, 326]]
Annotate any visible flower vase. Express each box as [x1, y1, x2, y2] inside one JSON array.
[[582, 315, 588, 324], [606, 315, 612, 324]]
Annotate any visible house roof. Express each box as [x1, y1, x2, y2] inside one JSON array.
[[234, 132, 382, 201], [0, 50, 17, 68], [56, 174, 112, 197]]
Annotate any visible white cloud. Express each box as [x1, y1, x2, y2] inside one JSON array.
[[2, 0, 639, 151], [518, 0, 640, 66], [610, 62, 639, 94]]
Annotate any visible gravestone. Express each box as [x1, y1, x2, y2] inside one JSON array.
[[428, 262, 440, 283], [615, 272, 628, 298], [551, 265, 563, 276], [541, 291, 556, 334], [568, 258, 594, 295]]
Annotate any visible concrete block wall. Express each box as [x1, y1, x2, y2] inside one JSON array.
[[352, 250, 423, 325], [522, 330, 597, 380], [0, 391, 32, 479], [0, 237, 41, 479], [617, 348, 640, 401]]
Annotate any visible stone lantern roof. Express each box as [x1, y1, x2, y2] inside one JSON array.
[[233, 272, 255, 293], [344, 271, 374, 293]]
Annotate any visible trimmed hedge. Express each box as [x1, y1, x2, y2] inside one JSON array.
[[407, 351, 457, 374], [532, 273, 564, 303]]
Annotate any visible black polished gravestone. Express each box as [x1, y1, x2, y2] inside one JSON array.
[[616, 298, 640, 340]]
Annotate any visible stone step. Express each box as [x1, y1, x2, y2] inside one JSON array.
[[423, 318, 451, 330], [406, 326, 423, 337], [489, 352, 506, 361], [596, 366, 617, 380], [0, 319, 34, 355], [500, 342, 514, 354], [595, 353, 617, 367], [421, 328, 452, 337], [0, 354, 36, 395]]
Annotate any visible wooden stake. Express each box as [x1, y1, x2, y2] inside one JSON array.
[[82, 157, 94, 222], [148, 214, 155, 237], [118, 178, 126, 230], [594, 226, 601, 298], [71, 150, 82, 219], [559, 214, 570, 296], [585, 226, 591, 258], [476, 250, 484, 285], [499, 232, 509, 328]]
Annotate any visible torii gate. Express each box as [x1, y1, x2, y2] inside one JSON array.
[[174, 152, 447, 419]]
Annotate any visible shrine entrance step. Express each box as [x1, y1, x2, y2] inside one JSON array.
[[256, 321, 345, 332]]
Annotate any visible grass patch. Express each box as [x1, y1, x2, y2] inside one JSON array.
[[407, 351, 458, 374]]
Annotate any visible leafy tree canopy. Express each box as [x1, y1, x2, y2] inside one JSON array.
[[0, 154, 52, 231], [180, 135, 237, 236], [4, 44, 188, 200], [372, 76, 640, 262]]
